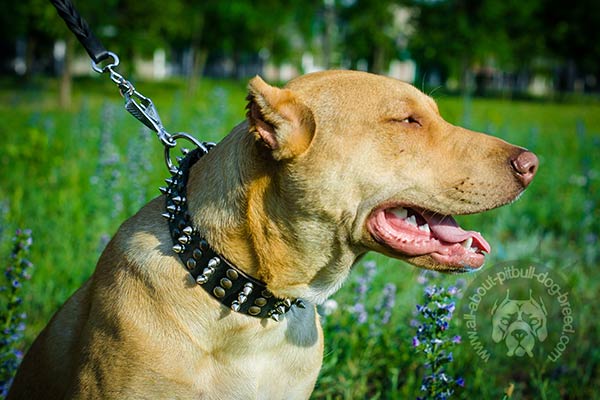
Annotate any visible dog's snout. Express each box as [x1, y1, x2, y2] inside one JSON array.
[[510, 150, 538, 187]]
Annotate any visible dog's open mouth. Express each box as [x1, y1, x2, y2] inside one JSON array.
[[367, 206, 491, 270]]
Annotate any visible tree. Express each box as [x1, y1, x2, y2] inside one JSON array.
[[542, 0, 600, 90], [170, 0, 320, 90], [406, 0, 549, 93], [338, 0, 407, 74]]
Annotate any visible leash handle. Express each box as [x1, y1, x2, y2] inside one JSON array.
[[49, 0, 109, 64]]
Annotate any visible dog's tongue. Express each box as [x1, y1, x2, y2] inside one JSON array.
[[422, 211, 491, 253]]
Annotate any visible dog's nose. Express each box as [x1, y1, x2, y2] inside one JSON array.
[[510, 150, 538, 187], [511, 329, 527, 341]]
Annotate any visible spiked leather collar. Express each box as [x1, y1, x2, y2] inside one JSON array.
[[160, 147, 304, 321]]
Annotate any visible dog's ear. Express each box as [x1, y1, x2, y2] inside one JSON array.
[[246, 75, 315, 160]]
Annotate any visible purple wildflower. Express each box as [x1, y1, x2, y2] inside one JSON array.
[[413, 283, 463, 398], [352, 303, 368, 324], [1, 228, 34, 395]]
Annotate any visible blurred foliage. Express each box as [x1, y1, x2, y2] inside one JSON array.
[[2, 0, 600, 90]]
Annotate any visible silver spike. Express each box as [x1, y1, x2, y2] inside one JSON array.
[[203, 267, 215, 276], [172, 244, 185, 253], [165, 177, 175, 185], [276, 305, 286, 314], [295, 299, 306, 309], [242, 282, 254, 295], [178, 235, 190, 244], [283, 298, 292, 308], [238, 294, 248, 304], [176, 156, 184, 164], [196, 275, 208, 284], [182, 226, 193, 235], [172, 196, 186, 205], [169, 167, 179, 175], [181, 147, 190, 155], [166, 204, 178, 213], [161, 212, 173, 220], [271, 313, 281, 322], [207, 257, 221, 269], [159, 186, 170, 195], [231, 301, 241, 312]]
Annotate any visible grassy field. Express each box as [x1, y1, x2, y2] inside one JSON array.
[[1, 76, 599, 398]]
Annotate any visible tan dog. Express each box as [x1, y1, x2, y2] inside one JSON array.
[[8, 70, 537, 399]]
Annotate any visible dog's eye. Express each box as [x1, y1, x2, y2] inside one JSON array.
[[387, 116, 421, 126]]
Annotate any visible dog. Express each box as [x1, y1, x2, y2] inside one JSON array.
[[491, 290, 548, 357], [8, 70, 537, 399]]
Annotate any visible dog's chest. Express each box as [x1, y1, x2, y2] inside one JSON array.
[[180, 310, 322, 399], [189, 331, 320, 399]]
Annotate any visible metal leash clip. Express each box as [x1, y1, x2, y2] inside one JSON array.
[[91, 51, 178, 153], [123, 89, 175, 149]]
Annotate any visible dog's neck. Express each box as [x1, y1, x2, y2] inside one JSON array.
[[186, 122, 359, 303]]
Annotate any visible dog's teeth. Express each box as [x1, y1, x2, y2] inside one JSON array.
[[391, 207, 408, 219], [405, 215, 417, 226], [418, 223, 430, 233], [461, 237, 473, 249], [469, 246, 479, 253]]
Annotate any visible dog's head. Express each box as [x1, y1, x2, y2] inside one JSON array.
[[242, 71, 537, 300], [491, 290, 547, 357]]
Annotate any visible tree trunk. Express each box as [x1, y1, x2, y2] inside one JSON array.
[[59, 36, 74, 109], [323, 0, 335, 69], [187, 46, 208, 97], [371, 46, 386, 75], [459, 55, 480, 97], [24, 34, 37, 80]]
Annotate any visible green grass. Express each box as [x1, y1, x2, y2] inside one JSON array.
[[1, 76, 599, 398]]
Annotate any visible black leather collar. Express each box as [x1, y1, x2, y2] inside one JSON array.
[[160, 147, 304, 321]]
